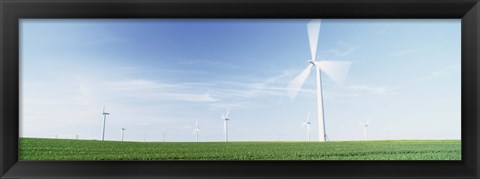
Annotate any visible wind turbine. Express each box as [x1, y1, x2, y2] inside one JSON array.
[[193, 120, 200, 142], [222, 110, 230, 142], [287, 19, 352, 142], [302, 112, 312, 141], [101, 106, 110, 141], [121, 128, 126, 142], [359, 119, 372, 140]]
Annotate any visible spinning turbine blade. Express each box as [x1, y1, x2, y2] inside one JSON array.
[[359, 120, 364, 126], [307, 19, 321, 60], [306, 112, 311, 122], [225, 109, 230, 118], [365, 119, 373, 125], [319, 60, 352, 86], [287, 64, 314, 100]]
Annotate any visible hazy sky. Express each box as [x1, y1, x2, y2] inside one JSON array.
[[20, 19, 461, 142]]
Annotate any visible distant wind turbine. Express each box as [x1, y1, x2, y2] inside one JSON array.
[[193, 120, 200, 142], [101, 106, 110, 141], [287, 19, 352, 142], [302, 112, 312, 141], [222, 110, 230, 142], [359, 119, 372, 140], [121, 128, 126, 142]]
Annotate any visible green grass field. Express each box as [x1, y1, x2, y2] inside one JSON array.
[[19, 138, 461, 160]]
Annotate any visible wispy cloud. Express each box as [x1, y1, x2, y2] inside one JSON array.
[[101, 79, 221, 103], [176, 58, 241, 70], [417, 64, 460, 82], [107, 79, 180, 91], [319, 46, 359, 58], [210, 69, 317, 100], [318, 40, 363, 59], [390, 49, 421, 57], [347, 85, 389, 95], [152, 92, 221, 102]]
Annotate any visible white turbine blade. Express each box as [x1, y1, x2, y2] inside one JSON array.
[[307, 19, 321, 60], [306, 112, 311, 122], [319, 60, 352, 86], [359, 120, 364, 126], [365, 119, 373, 125], [225, 109, 230, 118], [222, 113, 225, 119], [287, 64, 314, 100]]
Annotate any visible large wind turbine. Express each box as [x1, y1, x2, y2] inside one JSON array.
[[359, 119, 372, 140], [193, 120, 200, 142], [222, 110, 230, 142], [121, 128, 126, 142], [302, 112, 312, 141], [287, 19, 352, 142], [101, 106, 110, 141]]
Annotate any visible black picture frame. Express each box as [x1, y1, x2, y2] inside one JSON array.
[[1, 0, 479, 178]]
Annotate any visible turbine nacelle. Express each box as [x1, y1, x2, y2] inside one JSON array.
[[309, 60, 327, 68]]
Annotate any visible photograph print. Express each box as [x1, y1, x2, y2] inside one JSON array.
[[19, 19, 460, 160]]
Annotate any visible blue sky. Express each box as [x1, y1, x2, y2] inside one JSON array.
[[20, 19, 460, 142]]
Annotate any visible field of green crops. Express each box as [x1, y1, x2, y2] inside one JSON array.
[[19, 138, 460, 160]]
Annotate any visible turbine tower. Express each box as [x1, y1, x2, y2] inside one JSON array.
[[193, 120, 200, 142], [101, 106, 110, 141], [359, 119, 372, 140], [222, 110, 230, 142], [121, 128, 126, 142], [302, 112, 312, 141], [287, 19, 352, 142]]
